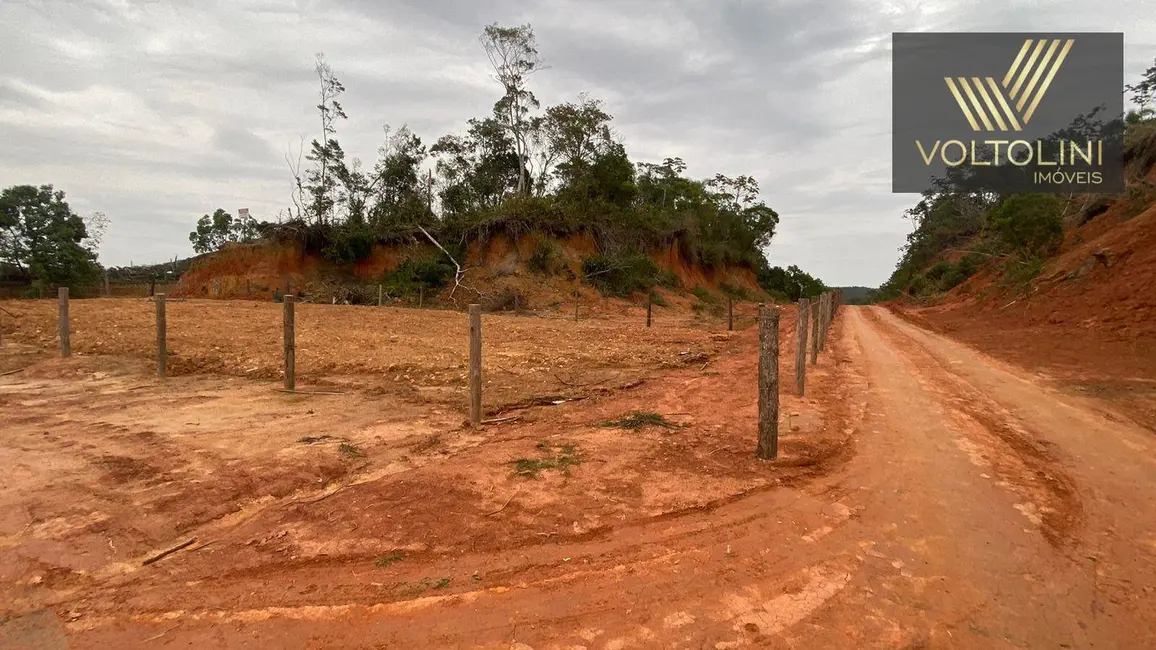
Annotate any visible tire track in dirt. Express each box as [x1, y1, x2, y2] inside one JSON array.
[[860, 306, 1084, 549], [854, 306, 1156, 648], [52, 311, 873, 648]]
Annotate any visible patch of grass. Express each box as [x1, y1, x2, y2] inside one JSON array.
[[601, 411, 681, 430], [339, 442, 364, 458], [510, 442, 583, 478], [374, 551, 405, 567], [690, 285, 718, 304], [397, 577, 450, 597], [655, 269, 682, 288], [512, 458, 555, 478], [719, 281, 754, 300], [1001, 255, 1046, 296]]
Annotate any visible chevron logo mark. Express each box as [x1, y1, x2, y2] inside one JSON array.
[[944, 38, 1075, 132]]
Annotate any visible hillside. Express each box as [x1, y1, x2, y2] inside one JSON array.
[[880, 123, 1156, 429], [174, 231, 770, 318]]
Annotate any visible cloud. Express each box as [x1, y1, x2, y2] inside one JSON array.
[[0, 0, 1152, 285]]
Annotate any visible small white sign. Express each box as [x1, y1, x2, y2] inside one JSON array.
[[238, 208, 250, 217]]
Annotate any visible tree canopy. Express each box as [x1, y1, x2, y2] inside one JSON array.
[[274, 24, 784, 286], [189, 208, 261, 254], [0, 184, 101, 288]]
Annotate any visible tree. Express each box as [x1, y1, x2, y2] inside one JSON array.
[[535, 95, 614, 194], [432, 117, 521, 217], [83, 211, 110, 248], [1126, 57, 1156, 114], [189, 208, 260, 254], [481, 23, 545, 197], [368, 124, 433, 232], [303, 52, 349, 225], [757, 264, 826, 301], [0, 184, 100, 287]]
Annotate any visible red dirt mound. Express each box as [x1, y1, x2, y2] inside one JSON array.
[[173, 233, 765, 311]]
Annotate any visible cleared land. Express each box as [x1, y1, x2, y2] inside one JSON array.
[[0, 298, 856, 648], [1, 298, 753, 412], [5, 301, 1153, 649]]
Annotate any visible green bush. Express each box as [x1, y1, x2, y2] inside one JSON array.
[[1002, 255, 1046, 294], [383, 257, 456, 298], [528, 240, 561, 275], [939, 253, 981, 291], [649, 290, 669, 307], [690, 285, 719, 304], [322, 225, 375, 265], [655, 269, 681, 288], [924, 261, 952, 283], [718, 281, 754, 300], [582, 250, 660, 297], [988, 194, 1064, 256]]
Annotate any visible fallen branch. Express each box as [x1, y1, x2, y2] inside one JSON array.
[[482, 416, 522, 425], [0, 367, 27, 377], [0, 306, 17, 318], [485, 486, 521, 517], [275, 389, 349, 396], [295, 488, 344, 506], [142, 537, 197, 566], [417, 224, 478, 306], [142, 623, 181, 643]]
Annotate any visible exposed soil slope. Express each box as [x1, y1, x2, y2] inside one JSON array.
[[897, 133, 1156, 429], [175, 232, 765, 314]]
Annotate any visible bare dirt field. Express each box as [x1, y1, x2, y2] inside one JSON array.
[[3, 301, 1156, 649], [0, 298, 754, 414], [0, 298, 859, 648]]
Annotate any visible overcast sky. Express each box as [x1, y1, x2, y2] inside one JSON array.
[[1, 0, 1153, 286]]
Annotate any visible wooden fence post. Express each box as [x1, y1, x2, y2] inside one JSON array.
[[419, 286, 424, 309], [378, 284, 383, 307], [103, 270, 110, 297], [810, 295, 820, 365], [646, 292, 652, 328], [818, 293, 829, 352], [283, 296, 295, 391], [574, 278, 580, 322], [469, 304, 482, 428], [825, 292, 833, 346], [58, 287, 70, 358], [155, 294, 167, 377], [796, 298, 809, 396], [728, 296, 734, 331], [757, 303, 779, 460]]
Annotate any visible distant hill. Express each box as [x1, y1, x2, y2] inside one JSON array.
[[836, 286, 877, 305]]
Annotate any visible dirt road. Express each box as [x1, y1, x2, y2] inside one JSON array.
[[6, 305, 1155, 648]]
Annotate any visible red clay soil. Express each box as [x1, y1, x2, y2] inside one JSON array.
[[176, 234, 763, 305], [897, 200, 1156, 430], [6, 304, 1156, 648]]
